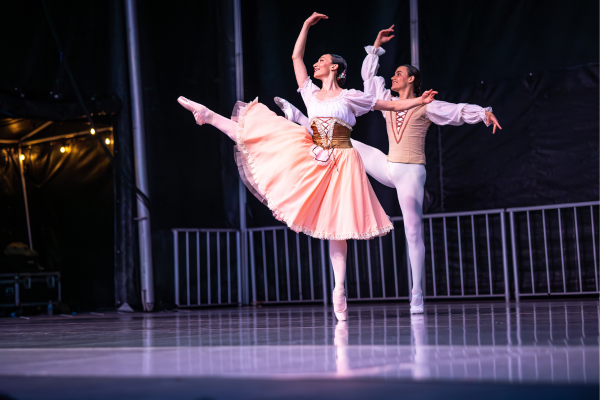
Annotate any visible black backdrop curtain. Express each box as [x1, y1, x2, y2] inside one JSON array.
[[241, 0, 598, 218], [135, 0, 240, 309], [418, 0, 599, 212], [1, 0, 597, 310]]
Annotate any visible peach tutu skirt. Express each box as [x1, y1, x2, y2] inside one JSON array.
[[233, 99, 392, 240]]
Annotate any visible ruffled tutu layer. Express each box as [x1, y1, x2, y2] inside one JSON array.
[[233, 98, 392, 240]]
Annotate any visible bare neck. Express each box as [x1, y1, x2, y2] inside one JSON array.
[[320, 75, 341, 92], [394, 86, 416, 100]]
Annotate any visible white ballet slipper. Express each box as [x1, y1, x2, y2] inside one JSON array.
[[410, 293, 424, 314], [274, 97, 294, 121], [274, 96, 312, 135], [332, 287, 348, 321], [177, 96, 214, 125]]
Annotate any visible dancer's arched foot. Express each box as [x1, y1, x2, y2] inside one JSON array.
[[410, 293, 424, 314], [177, 96, 215, 125], [274, 96, 312, 134], [332, 287, 348, 321], [274, 97, 294, 121]]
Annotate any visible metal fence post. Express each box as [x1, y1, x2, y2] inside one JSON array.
[[509, 211, 520, 301], [320, 240, 328, 306], [173, 230, 179, 307], [500, 212, 509, 302]]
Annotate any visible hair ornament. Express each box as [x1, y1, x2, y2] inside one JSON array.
[[337, 71, 347, 81]]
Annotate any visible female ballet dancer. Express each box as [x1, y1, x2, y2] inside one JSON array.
[[275, 25, 501, 314], [177, 14, 437, 320]]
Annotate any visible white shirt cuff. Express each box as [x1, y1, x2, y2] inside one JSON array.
[[364, 45, 386, 56], [480, 107, 493, 126]]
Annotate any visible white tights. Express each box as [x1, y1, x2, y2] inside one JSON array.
[[355, 142, 426, 297], [329, 240, 347, 290], [288, 105, 426, 297]]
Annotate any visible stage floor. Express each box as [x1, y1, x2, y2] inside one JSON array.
[[0, 299, 597, 399]]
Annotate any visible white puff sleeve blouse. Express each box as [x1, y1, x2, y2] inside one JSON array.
[[298, 78, 377, 127], [361, 46, 492, 126]]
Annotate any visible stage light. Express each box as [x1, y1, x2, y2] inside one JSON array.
[[19, 154, 25, 161], [105, 138, 111, 145], [60, 147, 66, 153], [90, 128, 96, 135]]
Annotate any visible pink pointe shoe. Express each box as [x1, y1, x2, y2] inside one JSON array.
[[332, 287, 348, 321], [177, 96, 214, 125]]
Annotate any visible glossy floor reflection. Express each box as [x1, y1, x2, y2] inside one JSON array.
[[0, 300, 597, 384]]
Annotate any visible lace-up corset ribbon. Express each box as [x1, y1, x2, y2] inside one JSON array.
[[310, 117, 353, 149], [385, 104, 432, 165]]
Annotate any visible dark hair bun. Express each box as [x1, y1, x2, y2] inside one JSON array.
[[330, 54, 347, 86]]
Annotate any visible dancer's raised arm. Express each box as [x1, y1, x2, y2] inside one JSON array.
[[292, 12, 328, 88], [362, 26, 395, 102], [374, 89, 438, 112]]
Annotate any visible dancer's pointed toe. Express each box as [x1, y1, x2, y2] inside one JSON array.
[[274, 97, 294, 120], [333, 287, 348, 321], [410, 293, 424, 314], [177, 96, 195, 111], [177, 97, 215, 126]]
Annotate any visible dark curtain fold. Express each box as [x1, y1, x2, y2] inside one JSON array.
[[135, 0, 239, 309]]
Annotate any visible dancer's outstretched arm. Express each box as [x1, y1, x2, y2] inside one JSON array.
[[362, 26, 395, 108], [292, 12, 328, 88], [426, 101, 502, 134], [374, 90, 437, 112]]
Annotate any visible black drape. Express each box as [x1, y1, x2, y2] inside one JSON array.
[[135, 0, 239, 309], [419, 0, 599, 212], [241, 0, 598, 219]]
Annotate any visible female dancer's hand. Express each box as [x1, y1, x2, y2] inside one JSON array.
[[375, 89, 438, 112], [374, 25, 395, 48], [304, 12, 328, 27], [420, 89, 438, 104], [293, 13, 328, 88], [485, 111, 502, 134]]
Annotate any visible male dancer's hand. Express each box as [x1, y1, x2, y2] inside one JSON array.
[[485, 111, 502, 134], [421, 89, 438, 104], [374, 25, 395, 48]]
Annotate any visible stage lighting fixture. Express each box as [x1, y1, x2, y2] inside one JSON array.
[[60, 147, 66, 153], [105, 138, 111, 145], [90, 128, 96, 135], [19, 154, 25, 161]]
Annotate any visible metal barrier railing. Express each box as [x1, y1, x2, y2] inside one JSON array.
[[173, 229, 241, 307], [389, 209, 509, 301], [172, 202, 599, 306], [508, 201, 600, 300], [223, 208, 509, 305], [247, 226, 327, 305]]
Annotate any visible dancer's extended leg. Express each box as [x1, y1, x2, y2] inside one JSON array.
[[351, 139, 395, 188], [330, 240, 348, 321], [387, 162, 426, 302], [178, 96, 238, 141]]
